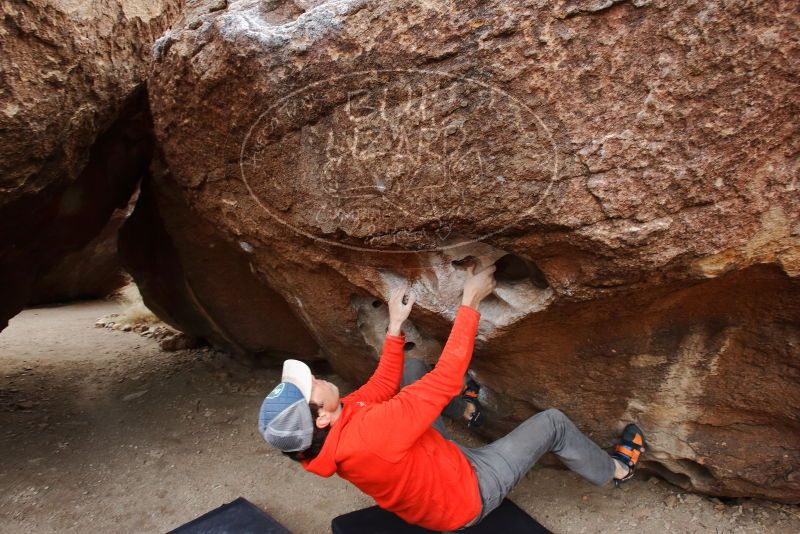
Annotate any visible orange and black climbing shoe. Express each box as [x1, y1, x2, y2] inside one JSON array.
[[462, 378, 484, 428], [612, 423, 646, 487]]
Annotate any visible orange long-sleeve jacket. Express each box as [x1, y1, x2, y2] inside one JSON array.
[[302, 305, 482, 531]]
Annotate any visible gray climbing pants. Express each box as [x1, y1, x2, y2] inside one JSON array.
[[401, 359, 617, 529]]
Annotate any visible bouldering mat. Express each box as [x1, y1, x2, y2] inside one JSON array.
[[331, 499, 552, 534], [168, 497, 292, 534]]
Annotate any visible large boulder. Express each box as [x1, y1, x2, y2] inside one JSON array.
[[0, 0, 182, 328], [146, 0, 799, 500]]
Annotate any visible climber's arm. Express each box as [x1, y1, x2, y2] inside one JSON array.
[[360, 264, 496, 457], [344, 283, 416, 404]]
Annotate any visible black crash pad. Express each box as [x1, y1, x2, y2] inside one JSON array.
[[331, 499, 552, 534], [168, 497, 293, 534]]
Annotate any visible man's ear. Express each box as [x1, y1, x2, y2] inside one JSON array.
[[315, 411, 330, 429]]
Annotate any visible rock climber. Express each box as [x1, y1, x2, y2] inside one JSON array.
[[258, 262, 646, 531]]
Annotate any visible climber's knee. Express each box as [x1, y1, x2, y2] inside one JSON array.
[[542, 408, 569, 436], [543, 408, 566, 422]]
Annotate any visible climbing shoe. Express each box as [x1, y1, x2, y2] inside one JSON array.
[[462, 378, 484, 429], [611, 423, 646, 487]]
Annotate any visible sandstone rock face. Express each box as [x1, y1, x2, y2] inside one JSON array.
[[0, 0, 182, 328], [146, 0, 799, 500]]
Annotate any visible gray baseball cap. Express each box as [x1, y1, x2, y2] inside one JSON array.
[[258, 359, 314, 452]]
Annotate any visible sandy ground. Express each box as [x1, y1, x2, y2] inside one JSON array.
[[1, 300, 799, 534]]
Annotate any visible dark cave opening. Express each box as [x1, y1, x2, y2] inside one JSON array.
[[493, 254, 549, 289]]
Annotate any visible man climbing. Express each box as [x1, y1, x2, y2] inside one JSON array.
[[258, 263, 646, 531]]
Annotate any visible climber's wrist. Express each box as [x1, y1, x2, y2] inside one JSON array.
[[387, 320, 404, 337]]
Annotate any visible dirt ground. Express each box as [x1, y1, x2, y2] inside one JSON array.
[[1, 301, 798, 534]]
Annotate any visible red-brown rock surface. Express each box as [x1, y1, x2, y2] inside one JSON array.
[[118, 151, 320, 364], [27, 201, 130, 305], [0, 0, 182, 327], [144, 0, 799, 500]]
